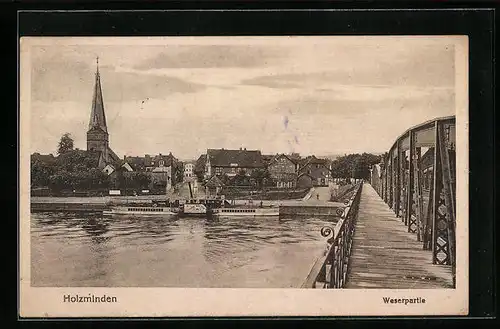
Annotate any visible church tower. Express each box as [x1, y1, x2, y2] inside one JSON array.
[[87, 57, 110, 162]]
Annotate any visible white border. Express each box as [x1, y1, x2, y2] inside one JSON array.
[[19, 36, 469, 317]]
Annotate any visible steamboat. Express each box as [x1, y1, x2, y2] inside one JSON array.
[[103, 205, 177, 217], [211, 206, 279, 217], [103, 200, 178, 217]]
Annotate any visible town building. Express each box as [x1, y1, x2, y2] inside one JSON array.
[[204, 148, 264, 178], [261, 154, 275, 167], [194, 154, 207, 181], [122, 152, 183, 191], [266, 153, 298, 188], [151, 165, 173, 191], [183, 162, 195, 181], [298, 155, 332, 187], [204, 175, 225, 197]]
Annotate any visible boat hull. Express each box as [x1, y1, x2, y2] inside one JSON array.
[[212, 208, 279, 217], [103, 206, 177, 216]]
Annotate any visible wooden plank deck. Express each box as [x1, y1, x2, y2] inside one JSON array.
[[345, 184, 453, 289]]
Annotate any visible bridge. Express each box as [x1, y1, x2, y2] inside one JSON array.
[[302, 116, 456, 289]]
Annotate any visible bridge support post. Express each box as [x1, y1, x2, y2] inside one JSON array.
[[395, 141, 401, 217], [391, 150, 398, 213], [400, 150, 407, 223], [407, 130, 416, 233], [383, 159, 388, 204], [431, 120, 456, 288], [388, 155, 393, 210], [413, 146, 424, 241], [438, 121, 456, 286], [423, 167, 434, 250]]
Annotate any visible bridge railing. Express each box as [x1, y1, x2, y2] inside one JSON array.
[[370, 115, 456, 287], [301, 182, 363, 288]]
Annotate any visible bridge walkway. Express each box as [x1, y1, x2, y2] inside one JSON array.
[[345, 184, 453, 289]]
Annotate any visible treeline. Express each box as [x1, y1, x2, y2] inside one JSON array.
[[330, 153, 381, 180], [31, 133, 151, 193], [31, 150, 152, 192], [31, 150, 109, 191]]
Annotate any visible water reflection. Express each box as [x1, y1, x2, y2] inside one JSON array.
[[81, 216, 110, 244], [31, 212, 335, 287]]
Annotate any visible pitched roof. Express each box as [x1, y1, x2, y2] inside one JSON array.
[[308, 156, 328, 164], [207, 148, 263, 168], [124, 153, 179, 170], [205, 175, 224, 187], [124, 156, 147, 171], [300, 155, 328, 169], [152, 153, 178, 166], [31, 153, 56, 164], [261, 154, 275, 165], [309, 166, 330, 179], [288, 153, 301, 162], [268, 153, 296, 166], [194, 154, 207, 173], [88, 62, 108, 133], [83, 150, 104, 168], [107, 147, 120, 163]]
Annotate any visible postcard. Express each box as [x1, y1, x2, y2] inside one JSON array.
[[19, 35, 468, 317]]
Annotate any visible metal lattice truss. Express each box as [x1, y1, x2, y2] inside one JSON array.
[[373, 116, 456, 287]]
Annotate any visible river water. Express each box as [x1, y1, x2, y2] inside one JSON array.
[[31, 213, 335, 288]]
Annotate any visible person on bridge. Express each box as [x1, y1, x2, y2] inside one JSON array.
[[316, 193, 320, 200]]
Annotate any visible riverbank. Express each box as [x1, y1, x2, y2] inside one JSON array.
[[30, 195, 167, 213], [31, 187, 344, 214], [31, 195, 168, 204]]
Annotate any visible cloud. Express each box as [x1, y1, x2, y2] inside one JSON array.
[[27, 38, 461, 158], [31, 59, 206, 103], [260, 86, 454, 118], [133, 45, 287, 70], [241, 44, 455, 89]]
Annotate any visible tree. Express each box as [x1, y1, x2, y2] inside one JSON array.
[[330, 153, 381, 180], [47, 149, 111, 192], [219, 173, 231, 185], [233, 169, 250, 186], [250, 168, 271, 189], [31, 153, 56, 187], [57, 133, 74, 155], [55, 149, 98, 172], [48, 170, 73, 192], [173, 164, 184, 184], [126, 171, 151, 190]]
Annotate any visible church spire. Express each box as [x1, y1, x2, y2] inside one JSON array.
[[88, 56, 107, 133]]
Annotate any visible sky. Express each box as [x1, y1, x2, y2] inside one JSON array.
[[25, 36, 460, 160]]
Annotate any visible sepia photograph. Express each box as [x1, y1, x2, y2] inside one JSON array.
[[19, 35, 468, 317]]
